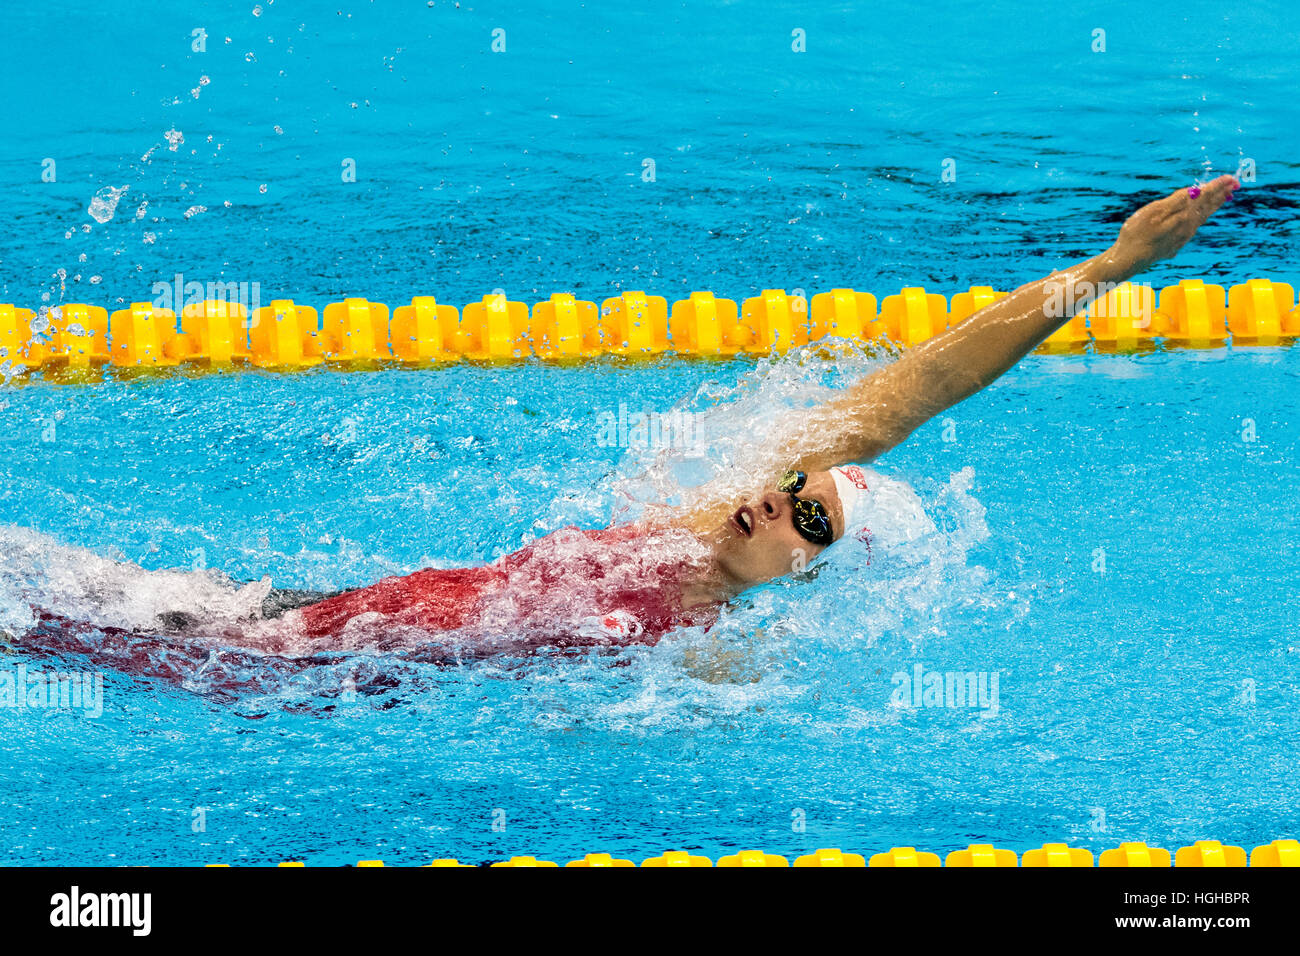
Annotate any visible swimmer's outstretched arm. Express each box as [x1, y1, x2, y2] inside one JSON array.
[[786, 174, 1240, 472]]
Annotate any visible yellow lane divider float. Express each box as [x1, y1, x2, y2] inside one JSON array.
[[2, 278, 1297, 379], [204, 838, 1300, 867]]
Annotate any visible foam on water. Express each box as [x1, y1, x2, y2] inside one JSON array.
[[0, 523, 266, 637], [606, 341, 902, 517]]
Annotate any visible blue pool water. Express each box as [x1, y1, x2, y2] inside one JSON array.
[[1, 1, 1298, 864]]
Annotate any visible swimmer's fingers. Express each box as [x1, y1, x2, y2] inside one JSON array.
[[1179, 173, 1240, 224], [1111, 174, 1240, 274], [1153, 175, 1238, 240]]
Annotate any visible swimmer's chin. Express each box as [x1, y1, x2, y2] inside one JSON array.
[[703, 526, 785, 592]]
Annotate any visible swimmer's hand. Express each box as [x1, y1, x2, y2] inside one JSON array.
[[1107, 174, 1239, 276]]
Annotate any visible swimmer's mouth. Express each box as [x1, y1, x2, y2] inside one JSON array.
[[730, 506, 755, 537]]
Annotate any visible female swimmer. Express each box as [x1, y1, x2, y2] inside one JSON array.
[[226, 175, 1241, 655]]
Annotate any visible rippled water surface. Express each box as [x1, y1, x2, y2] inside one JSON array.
[[0, 1, 1297, 864]]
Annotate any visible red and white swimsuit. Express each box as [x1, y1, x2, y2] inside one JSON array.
[[291, 523, 719, 651], [22, 524, 721, 699]]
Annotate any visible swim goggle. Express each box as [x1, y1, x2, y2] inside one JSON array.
[[776, 470, 835, 546]]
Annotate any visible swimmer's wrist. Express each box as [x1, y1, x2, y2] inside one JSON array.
[[1094, 244, 1142, 283]]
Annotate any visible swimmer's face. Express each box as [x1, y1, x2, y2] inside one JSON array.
[[713, 470, 845, 587]]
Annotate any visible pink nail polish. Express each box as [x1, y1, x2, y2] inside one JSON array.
[[1188, 185, 1202, 199], [1225, 192, 1234, 202]]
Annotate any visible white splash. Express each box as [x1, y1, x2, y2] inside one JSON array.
[[0, 525, 267, 638], [87, 185, 129, 224]]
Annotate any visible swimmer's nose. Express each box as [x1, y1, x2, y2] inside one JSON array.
[[757, 491, 787, 525]]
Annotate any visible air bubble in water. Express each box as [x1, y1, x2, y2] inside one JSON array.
[[164, 128, 184, 151]]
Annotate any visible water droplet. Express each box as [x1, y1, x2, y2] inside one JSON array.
[[88, 185, 128, 223]]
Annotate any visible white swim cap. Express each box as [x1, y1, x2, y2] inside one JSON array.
[[829, 465, 873, 542]]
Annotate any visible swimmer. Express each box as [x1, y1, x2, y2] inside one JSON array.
[[216, 174, 1238, 654]]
